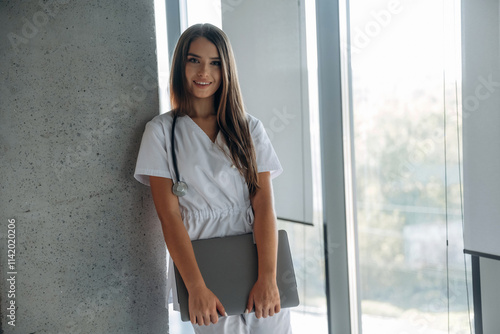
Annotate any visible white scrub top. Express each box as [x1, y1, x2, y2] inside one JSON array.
[[134, 110, 283, 309]]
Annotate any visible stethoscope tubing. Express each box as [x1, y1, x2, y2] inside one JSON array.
[[171, 113, 188, 197]]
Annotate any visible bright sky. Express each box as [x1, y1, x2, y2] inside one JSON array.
[[349, 0, 461, 92]]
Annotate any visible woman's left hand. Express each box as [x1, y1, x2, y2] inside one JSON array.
[[246, 277, 281, 318]]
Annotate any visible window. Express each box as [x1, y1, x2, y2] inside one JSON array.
[[349, 0, 472, 333]]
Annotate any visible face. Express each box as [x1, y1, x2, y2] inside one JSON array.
[[185, 37, 222, 102]]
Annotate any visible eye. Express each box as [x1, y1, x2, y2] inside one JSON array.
[[211, 61, 221, 66], [187, 57, 199, 63]]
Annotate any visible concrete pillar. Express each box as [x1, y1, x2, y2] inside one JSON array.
[[0, 1, 168, 333]]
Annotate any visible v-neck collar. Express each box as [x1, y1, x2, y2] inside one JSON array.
[[178, 114, 233, 167], [184, 114, 221, 145]]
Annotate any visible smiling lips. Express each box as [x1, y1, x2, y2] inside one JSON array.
[[194, 81, 211, 87]]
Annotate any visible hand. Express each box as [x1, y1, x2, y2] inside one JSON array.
[[246, 278, 281, 318], [188, 285, 226, 326]]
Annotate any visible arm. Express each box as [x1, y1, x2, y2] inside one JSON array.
[[149, 176, 226, 326], [246, 171, 281, 318]]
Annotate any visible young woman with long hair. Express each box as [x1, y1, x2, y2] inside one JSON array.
[[134, 23, 291, 333]]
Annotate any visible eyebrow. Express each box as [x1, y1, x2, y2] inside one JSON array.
[[187, 53, 221, 60]]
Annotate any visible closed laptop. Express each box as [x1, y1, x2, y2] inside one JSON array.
[[174, 230, 299, 321]]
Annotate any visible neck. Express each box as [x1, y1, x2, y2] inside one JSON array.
[[190, 96, 216, 118]]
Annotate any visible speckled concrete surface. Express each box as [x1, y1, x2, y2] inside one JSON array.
[[0, 1, 168, 333]]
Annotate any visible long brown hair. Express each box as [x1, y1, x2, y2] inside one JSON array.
[[169, 23, 259, 196]]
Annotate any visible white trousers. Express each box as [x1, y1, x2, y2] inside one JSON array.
[[192, 308, 292, 334]]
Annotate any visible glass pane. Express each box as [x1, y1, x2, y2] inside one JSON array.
[[349, 0, 472, 333], [277, 220, 328, 333]]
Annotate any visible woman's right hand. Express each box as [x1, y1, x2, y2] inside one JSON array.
[[188, 284, 227, 326], [149, 176, 226, 325]]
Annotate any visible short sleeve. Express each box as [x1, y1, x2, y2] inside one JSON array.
[[134, 119, 172, 186], [249, 115, 283, 179]]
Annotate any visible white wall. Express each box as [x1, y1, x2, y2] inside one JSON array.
[[462, 0, 500, 258], [462, 1, 500, 332], [221, 0, 314, 224], [480, 258, 500, 333]]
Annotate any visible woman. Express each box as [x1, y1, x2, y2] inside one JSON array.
[[134, 23, 291, 333]]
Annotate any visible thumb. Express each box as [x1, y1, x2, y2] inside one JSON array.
[[216, 298, 227, 317]]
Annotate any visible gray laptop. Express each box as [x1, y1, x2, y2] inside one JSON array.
[[174, 230, 299, 321]]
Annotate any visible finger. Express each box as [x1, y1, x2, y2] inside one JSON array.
[[275, 303, 281, 314], [254, 306, 262, 319], [203, 314, 211, 326], [216, 299, 227, 318], [197, 315, 204, 326], [269, 307, 275, 317], [210, 312, 219, 325], [246, 294, 254, 315]]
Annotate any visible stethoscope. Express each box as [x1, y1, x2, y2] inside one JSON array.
[[171, 114, 188, 197]]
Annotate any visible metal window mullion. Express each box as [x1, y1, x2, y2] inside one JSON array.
[[316, 0, 359, 333], [165, 0, 181, 62]]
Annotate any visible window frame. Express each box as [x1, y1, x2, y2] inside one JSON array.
[[316, 0, 361, 333]]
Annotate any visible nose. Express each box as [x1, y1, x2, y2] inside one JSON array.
[[197, 62, 209, 77]]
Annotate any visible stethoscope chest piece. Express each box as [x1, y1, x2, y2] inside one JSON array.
[[172, 181, 188, 197]]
